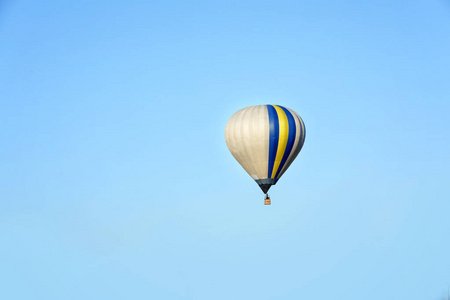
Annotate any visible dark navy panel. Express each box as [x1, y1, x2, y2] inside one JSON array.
[[275, 106, 297, 178], [266, 105, 279, 178]]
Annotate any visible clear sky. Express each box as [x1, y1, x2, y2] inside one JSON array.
[[1, 1, 450, 299]]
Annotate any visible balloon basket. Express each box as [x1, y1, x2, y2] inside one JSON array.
[[264, 197, 271, 205]]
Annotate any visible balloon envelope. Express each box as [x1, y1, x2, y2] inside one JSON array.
[[225, 105, 305, 193]]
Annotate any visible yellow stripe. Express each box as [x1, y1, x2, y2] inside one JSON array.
[[271, 105, 289, 178]]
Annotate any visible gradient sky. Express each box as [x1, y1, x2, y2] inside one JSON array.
[[1, 1, 450, 299]]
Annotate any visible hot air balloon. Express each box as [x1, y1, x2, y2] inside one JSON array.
[[225, 105, 306, 205]]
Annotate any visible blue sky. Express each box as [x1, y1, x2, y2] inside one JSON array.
[[1, 0, 450, 299]]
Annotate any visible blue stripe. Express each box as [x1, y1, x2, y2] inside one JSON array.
[[267, 105, 279, 179], [275, 106, 296, 178]]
